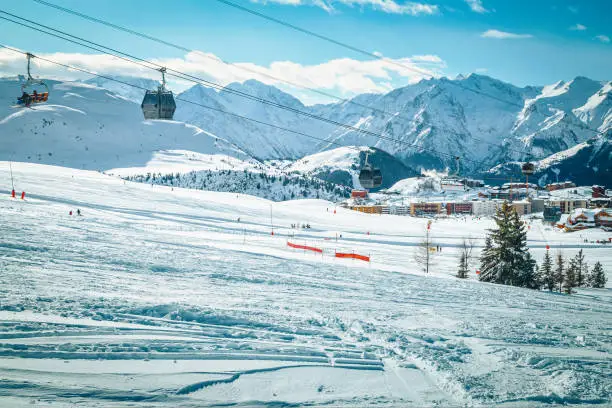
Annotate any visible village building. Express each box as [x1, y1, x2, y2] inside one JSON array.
[[446, 202, 473, 215], [511, 200, 531, 216], [560, 208, 612, 232], [546, 181, 576, 191], [472, 200, 501, 217], [547, 199, 587, 214], [410, 202, 442, 216]]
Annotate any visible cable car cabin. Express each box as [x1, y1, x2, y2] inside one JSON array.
[[359, 165, 383, 190], [521, 162, 535, 175], [141, 89, 176, 120]]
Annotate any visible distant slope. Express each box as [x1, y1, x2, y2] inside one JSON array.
[[0, 79, 248, 171], [487, 133, 612, 187], [284, 146, 418, 191], [124, 169, 351, 202]]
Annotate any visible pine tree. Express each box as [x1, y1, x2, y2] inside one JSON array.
[[563, 258, 578, 294], [479, 202, 536, 288], [457, 252, 469, 279], [555, 253, 565, 293], [573, 250, 586, 287], [517, 252, 539, 289], [533, 263, 542, 290], [479, 236, 497, 282], [541, 250, 555, 291], [589, 262, 607, 288]]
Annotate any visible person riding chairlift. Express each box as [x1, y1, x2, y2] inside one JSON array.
[[19, 91, 31, 106]]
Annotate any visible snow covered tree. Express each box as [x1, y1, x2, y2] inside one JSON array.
[[516, 252, 539, 289], [479, 236, 496, 283], [457, 252, 469, 279], [573, 250, 586, 287], [541, 250, 555, 292], [555, 253, 565, 293], [563, 258, 578, 294], [478, 202, 536, 288], [589, 262, 607, 288]]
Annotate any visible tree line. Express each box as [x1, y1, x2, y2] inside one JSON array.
[[452, 201, 606, 292]]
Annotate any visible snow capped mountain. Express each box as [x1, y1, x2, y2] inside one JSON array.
[[2, 73, 610, 187], [172, 73, 609, 174], [83, 75, 162, 103], [488, 132, 611, 187], [573, 81, 612, 132]]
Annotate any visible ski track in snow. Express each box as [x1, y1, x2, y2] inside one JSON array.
[[0, 163, 611, 407]]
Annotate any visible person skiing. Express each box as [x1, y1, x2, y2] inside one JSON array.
[[77, 209, 81, 216], [69, 210, 73, 216]]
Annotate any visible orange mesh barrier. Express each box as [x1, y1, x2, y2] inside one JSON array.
[[335, 252, 370, 262], [287, 241, 323, 253]]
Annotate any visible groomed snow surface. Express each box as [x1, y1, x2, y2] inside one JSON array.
[[1, 162, 611, 407]]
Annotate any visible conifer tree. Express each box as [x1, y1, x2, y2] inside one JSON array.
[[555, 253, 565, 293], [573, 249, 586, 287], [589, 262, 607, 288], [457, 252, 469, 279], [479, 236, 496, 282], [564, 258, 578, 294], [479, 202, 536, 288], [541, 250, 555, 292]]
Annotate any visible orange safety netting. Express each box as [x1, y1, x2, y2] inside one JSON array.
[[287, 241, 323, 253], [335, 252, 370, 262]]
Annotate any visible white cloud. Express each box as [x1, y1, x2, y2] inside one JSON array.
[[251, 0, 439, 15], [481, 29, 533, 39], [594, 35, 610, 43], [0, 47, 446, 105], [464, 0, 488, 13], [569, 23, 587, 31]]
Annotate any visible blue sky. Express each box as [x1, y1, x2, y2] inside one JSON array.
[[0, 0, 610, 103]]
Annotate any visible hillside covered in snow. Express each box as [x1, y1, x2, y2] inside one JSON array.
[[1, 73, 610, 190]]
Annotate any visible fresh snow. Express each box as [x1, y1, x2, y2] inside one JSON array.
[[1, 162, 611, 407]]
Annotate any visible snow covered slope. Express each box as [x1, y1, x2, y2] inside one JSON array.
[[285, 146, 418, 190], [488, 133, 611, 187], [3, 73, 610, 179], [0, 78, 248, 171], [1, 162, 611, 407]]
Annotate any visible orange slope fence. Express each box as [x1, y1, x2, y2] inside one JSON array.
[[334, 251, 370, 262], [287, 241, 323, 254]]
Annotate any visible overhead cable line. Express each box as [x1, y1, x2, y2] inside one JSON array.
[[210, 0, 607, 138], [0, 12, 499, 167], [26, 0, 594, 157], [30, 0, 401, 118], [0, 43, 369, 158]]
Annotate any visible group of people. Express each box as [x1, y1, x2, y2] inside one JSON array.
[[69, 209, 82, 216], [291, 223, 311, 229], [18, 90, 49, 107]]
